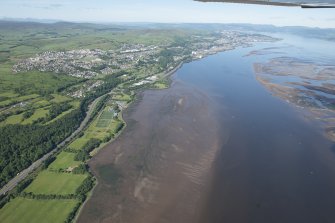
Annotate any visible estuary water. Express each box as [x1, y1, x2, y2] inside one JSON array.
[[176, 35, 335, 223], [78, 35, 335, 223]]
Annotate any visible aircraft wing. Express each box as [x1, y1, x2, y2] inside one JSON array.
[[194, 0, 335, 8]]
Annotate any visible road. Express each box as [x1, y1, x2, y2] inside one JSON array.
[[0, 94, 105, 195]]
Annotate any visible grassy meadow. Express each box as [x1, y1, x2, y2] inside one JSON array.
[[48, 151, 82, 171], [0, 197, 78, 223], [24, 171, 87, 195]]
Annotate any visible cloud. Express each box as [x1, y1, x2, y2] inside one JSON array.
[[49, 4, 63, 8], [270, 16, 284, 20], [20, 2, 64, 10]]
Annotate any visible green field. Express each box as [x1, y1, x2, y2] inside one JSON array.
[[1, 107, 50, 126], [45, 108, 73, 124], [154, 82, 168, 89], [0, 65, 80, 95], [21, 108, 49, 124], [0, 93, 39, 107], [51, 94, 71, 103], [85, 107, 121, 141], [96, 109, 114, 128], [0, 113, 23, 125], [68, 137, 89, 150], [0, 92, 19, 99], [112, 93, 131, 101], [48, 152, 82, 171], [34, 99, 50, 107], [0, 197, 78, 223], [67, 106, 120, 151], [96, 118, 111, 128], [25, 171, 87, 195], [45, 101, 80, 125]]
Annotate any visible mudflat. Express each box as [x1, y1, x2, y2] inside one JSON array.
[[77, 80, 223, 223]]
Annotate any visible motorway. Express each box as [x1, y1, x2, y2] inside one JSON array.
[[0, 68, 176, 196], [0, 94, 105, 195]]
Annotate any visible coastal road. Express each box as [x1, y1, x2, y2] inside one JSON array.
[[0, 94, 106, 195]]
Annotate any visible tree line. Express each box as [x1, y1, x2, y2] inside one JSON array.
[[74, 138, 101, 162], [0, 109, 84, 188], [0, 74, 122, 188]]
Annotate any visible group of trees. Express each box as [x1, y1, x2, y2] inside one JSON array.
[[74, 138, 101, 162], [22, 109, 35, 119], [72, 164, 88, 174], [89, 95, 109, 123], [80, 73, 122, 113], [158, 49, 175, 69], [42, 156, 56, 169], [47, 102, 72, 120], [0, 109, 84, 188], [21, 192, 77, 200], [0, 71, 123, 219], [0, 112, 11, 122], [0, 73, 123, 188], [65, 176, 95, 223], [115, 122, 124, 135], [75, 177, 94, 198], [30, 102, 73, 125], [1, 102, 72, 125]]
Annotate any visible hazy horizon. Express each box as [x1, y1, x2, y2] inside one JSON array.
[[1, 0, 335, 28], [2, 17, 335, 29]]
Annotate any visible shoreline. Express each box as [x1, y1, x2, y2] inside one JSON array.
[[76, 54, 212, 214], [74, 62, 183, 222], [75, 42, 269, 222], [76, 51, 224, 222]]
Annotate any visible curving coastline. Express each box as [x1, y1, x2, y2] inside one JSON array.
[[77, 62, 223, 223]]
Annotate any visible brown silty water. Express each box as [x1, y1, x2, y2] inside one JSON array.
[[78, 38, 335, 223], [77, 80, 223, 223]]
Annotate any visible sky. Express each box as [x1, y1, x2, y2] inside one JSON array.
[[1, 0, 335, 28]]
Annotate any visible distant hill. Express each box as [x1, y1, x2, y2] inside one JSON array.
[[0, 20, 334, 41]]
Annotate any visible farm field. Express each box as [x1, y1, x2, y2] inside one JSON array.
[[0, 197, 78, 223], [0, 94, 39, 107], [21, 108, 49, 124], [48, 151, 82, 171], [0, 113, 23, 125], [51, 94, 72, 103], [68, 137, 90, 150], [0, 102, 122, 222], [112, 93, 131, 101], [0, 97, 79, 126], [45, 100, 80, 124], [24, 171, 87, 195], [68, 105, 122, 151], [85, 107, 121, 141]]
